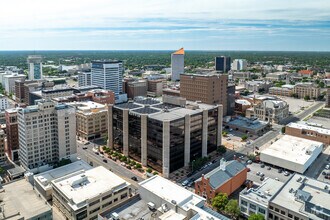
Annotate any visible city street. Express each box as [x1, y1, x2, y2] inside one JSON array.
[[76, 141, 144, 189]]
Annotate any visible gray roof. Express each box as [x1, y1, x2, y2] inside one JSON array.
[[200, 160, 246, 189]]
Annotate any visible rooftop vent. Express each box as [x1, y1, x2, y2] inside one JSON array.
[[171, 200, 177, 205]]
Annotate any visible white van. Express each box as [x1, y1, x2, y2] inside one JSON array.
[[148, 202, 156, 210], [111, 212, 119, 220]]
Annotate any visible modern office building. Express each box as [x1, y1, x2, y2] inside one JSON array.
[[91, 60, 124, 96], [5, 108, 19, 161], [286, 122, 330, 145], [0, 130, 5, 164], [195, 158, 247, 202], [227, 84, 235, 115], [260, 135, 323, 173], [215, 56, 231, 73], [108, 97, 223, 178], [34, 160, 92, 201], [239, 178, 284, 219], [3, 73, 26, 94], [293, 83, 321, 99], [138, 175, 230, 220], [180, 73, 228, 115], [0, 94, 8, 110], [0, 178, 52, 219], [171, 48, 185, 81], [78, 71, 92, 87], [18, 100, 77, 171], [249, 99, 289, 124], [232, 59, 247, 71], [52, 166, 131, 220], [27, 55, 43, 80], [69, 101, 108, 141], [269, 174, 330, 220]]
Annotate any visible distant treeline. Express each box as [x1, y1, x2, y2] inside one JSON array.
[[0, 50, 329, 70]]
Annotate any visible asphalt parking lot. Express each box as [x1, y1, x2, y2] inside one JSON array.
[[246, 161, 291, 184], [278, 96, 314, 114]]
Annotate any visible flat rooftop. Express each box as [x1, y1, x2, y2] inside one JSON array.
[[69, 101, 107, 114], [240, 178, 284, 206], [52, 166, 130, 210], [271, 174, 330, 219], [261, 135, 323, 165], [287, 122, 330, 135], [0, 179, 51, 219], [114, 98, 218, 122], [227, 116, 269, 130], [34, 161, 92, 191]]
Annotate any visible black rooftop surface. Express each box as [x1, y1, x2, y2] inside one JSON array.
[[153, 103, 179, 110], [134, 98, 160, 105], [115, 102, 141, 109], [132, 107, 160, 114]]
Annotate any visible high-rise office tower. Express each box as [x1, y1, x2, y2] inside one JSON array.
[[215, 56, 231, 73], [232, 59, 247, 71], [78, 71, 92, 87], [91, 61, 123, 95], [171, 48, 185, 81], [27, 55, 43, 80], [5, 109, 19, 161], [18, 100, 76, 171]]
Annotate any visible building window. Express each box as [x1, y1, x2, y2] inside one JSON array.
[[288, 213, 293, 218], [249, 204, 256, 210], [258, 207, 266, 214], [241, 200, 248, 206], [275, 208, 279, 212], [280, 210, 285, 215], [89, 199, 100, 207]]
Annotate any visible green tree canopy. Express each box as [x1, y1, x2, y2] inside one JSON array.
[[212, 193, 228, 212], [225, 199, 241, 219], [248, 213, 265, 220]]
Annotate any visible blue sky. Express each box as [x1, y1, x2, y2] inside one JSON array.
[[0, 0, 329, 51]]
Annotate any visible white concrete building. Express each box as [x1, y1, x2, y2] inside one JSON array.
[[239, 178, 284, 219], [139, 175, 230, 220], [0, 94, 8, 110], [171, 48, 184, 81], [34, 161, 92, 201], [260, 135, 323, 173], [3, 73, 26, 94], [17, 100, 77, 171], [27, 55, 43, 80], [232, 59, 248, 71], [91, 61, 123, 95], [78, 71, 92, 87], [52, 166, 131, 220]]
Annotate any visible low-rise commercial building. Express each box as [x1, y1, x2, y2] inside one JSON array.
[[52, 166, 131, 220], [69, 101, 108, 141], [250, 99, 289, 124], [260, 135, 323, 173], [109, 97, 223, 178], [239, 178, 284, 219], [34, 160, 92, 201], [293, 83, 320, 99], [286, 122, 330, 145], [265, 72, 288, 81], [0, 178, 52, 219], [138, 175, 230, 220], [235, 99, 252, 115], [269, 174, 330, 220], [195, 158, 247, 202], [269, 86, 294, 97], [244, 80, 272, 93], [225, 116, 270, 136]]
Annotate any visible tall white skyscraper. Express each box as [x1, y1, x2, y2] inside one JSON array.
[[171, 48, 185, 81], [27, 55, 43, 80], [78, 71, 92, 87], [18, 100, 76, 171], [232, 59, 248, 71], [91, 60, 123, 95]]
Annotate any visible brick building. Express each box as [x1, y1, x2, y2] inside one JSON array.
[[286, 122, 330, 145], [180, 73, 228, 115], [5, 109, 19, 161], [195, 159, 247, 202], [293, 83, 320, 99]]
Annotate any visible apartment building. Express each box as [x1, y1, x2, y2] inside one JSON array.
[[293, 83, 320, 99], [250, 99, 289, 123], [52, 166, 131, 220], [108, 97, 223, 178], [5, 108, 19, 161], [180, 73, 228, 115], [69, 101, 108, 141], [195, 159, 247, 203], [0, 130, 5, 164], [17, 100, 77, 171], [286, 122, 330, 145]]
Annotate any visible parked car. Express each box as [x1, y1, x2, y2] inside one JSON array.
[[131, 176, 138, 181], [95, 152, 99, 155], [187, 181, 194, 187], [267, 166, 271, 170], [284, 171, 290, 176], [260, 173, 265, 177], [247, 160, 252, 164], [103, 159, 107, 163], [260, 176, 265, 181], [82, 146, 88, 150], [278, 169, 283, 173], [84, 141, 90, 145], [275, 178, 279, 181], [247, 168, 251, 172], [212, 159, 217, 164], [322, 171, 327, 175], [182, 180, 189, 186], [260, 163, 265, 168], [256, 171, 261, 176], [325, 164, 330, 170]]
